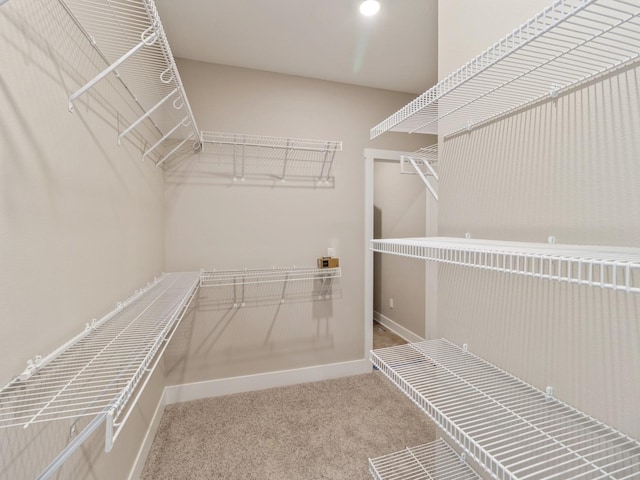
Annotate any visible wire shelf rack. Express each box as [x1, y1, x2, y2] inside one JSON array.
[[369, 438, 481, 480], [200, 266, 341, 288], [371, 339, 640, 480], [199, 131, 342, 184], [370, 0, 640, 139], [370, 237, 640, 293], [400, 144, 439, 201], [61, 0, 200, 167], [200, 267, 341, 307], [0, 271, 200, 477]]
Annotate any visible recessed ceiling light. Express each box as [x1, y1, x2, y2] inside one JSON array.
[[360, 0, 380, 16]]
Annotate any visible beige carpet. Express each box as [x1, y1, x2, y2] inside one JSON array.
[[373, 321, 408, 350], [141, 372, 435, 480]]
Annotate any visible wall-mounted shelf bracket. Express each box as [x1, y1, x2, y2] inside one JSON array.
[[61, 0, 200, 167], [68, 28, 157, 112], [401, 144, 439, 201]]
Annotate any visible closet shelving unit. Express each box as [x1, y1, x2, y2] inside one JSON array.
[[61, 0, 200, 167], [370, 0, 640, 139], [200, 131, 342, 184], [400, 144, 439, 201], [371, 339, 640, 480], [369, 438, 481, 480], [369, 0, 640, 478], [371, 237, 640, 292], [0, 271, 200, 479], [200, 266, 342, 287], [200, 267, 341, 307]]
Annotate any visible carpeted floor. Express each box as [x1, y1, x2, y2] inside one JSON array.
[[372, 321, 408, 350], [141, 372, 435, 480]]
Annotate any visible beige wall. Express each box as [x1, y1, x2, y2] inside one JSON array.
[[374, 160, 429, 338], [163, 59, 426, 384], [1, 2, 166, 478], [437, 1, 640, 440]]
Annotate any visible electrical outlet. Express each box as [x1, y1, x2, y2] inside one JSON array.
[[389, 298, 394, 309], [327, 247, 335, 257]]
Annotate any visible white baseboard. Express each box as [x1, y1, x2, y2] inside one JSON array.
[[128, 395, 166, 480], [163, 359, 372, 405], [373, 311, 424, 343]]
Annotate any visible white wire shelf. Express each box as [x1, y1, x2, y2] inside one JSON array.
[[61, 0, 200, 167], [370, 0, 640, 139], [200, 267, 341, 307], [0, 271, 200, 478], [369, 438, 481, 480], [371, 339, 640, 480], [401, 144, 439, 201], [200, 266, 341, 287], [199, 131, 342, 184], [370, 237, 640, 293]]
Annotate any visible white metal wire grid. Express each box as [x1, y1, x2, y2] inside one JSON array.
[[400, 145, 439, 176], [200, 266, 342, 288], [370, 0, 640, 139], [61, 0, 199, 166], [200, 132, 342, 183], [400, 144, 439, 201], [0, 272, 200, 431], [370, 237, 640, 293], [371, 339, 640, 480], [369, 438, 481, 480]]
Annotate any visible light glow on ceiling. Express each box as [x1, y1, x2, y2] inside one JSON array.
[[359, 0, 380, 16]]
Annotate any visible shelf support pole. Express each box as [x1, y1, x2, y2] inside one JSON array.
[[68, 31, 158, 112], [118, 87, 178, 143], [281, 139, 291, 181]]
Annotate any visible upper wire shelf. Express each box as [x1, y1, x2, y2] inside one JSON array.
[[370, 237, 640, 292], [400, 144, 439, 201], [0, 272, 200, 478], [199, 131, 342, 184], [369, 438, 481, 480], [61, 0, 200, 167], [371, 339, 640, 480], [371, 0, 640, 139]]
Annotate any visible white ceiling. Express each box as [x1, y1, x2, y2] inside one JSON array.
[[155, 0, 438, 95]]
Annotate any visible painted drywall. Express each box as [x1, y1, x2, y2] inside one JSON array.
[[437, 0, 640, 440], [1, 2, 166, 478], [374, 159, 429, 338], [163, 59, 427, 385]]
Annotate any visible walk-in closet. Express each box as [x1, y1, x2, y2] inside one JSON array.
[[1, 1, 639, 479]]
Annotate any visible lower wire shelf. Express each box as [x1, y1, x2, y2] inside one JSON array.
[[0, 271, 200, 479], [370, 339, 640, 480], [369, 438, 480, 480]]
